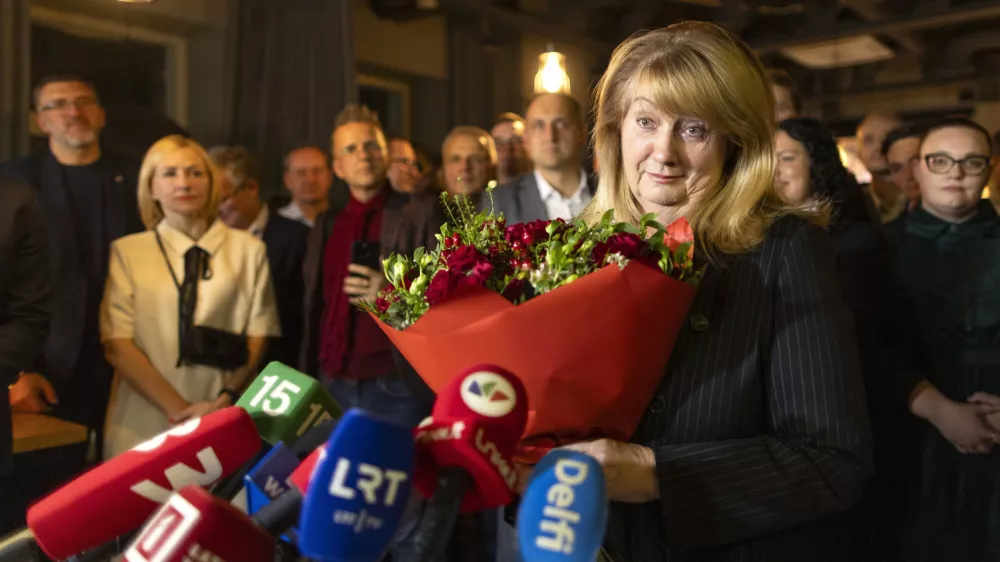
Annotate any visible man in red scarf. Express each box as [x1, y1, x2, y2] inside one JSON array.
[[300, 105, 442, 429]]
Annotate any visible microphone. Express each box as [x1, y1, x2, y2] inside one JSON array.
[[297, 408, 416, 562], [244, 442, 301, 515], [68, 419, 340, 561], [25, 406, 260, 560], [405, 365, 529, 562], [212, 364, 343, 501], [123, 485, 275, 562], [236, 362, 342, 446], [516, 450, 608, 562], [246, 440, 327, 537], [0, 528, 44, 562]]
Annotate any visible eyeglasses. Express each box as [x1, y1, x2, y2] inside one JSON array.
[[219, 183, 249, 204], [38, 96, 98, 113], [924, 153, 990, 176], [390, 157, 417, 168]]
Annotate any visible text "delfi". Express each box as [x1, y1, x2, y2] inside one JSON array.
[[535, 458, 589, 554]]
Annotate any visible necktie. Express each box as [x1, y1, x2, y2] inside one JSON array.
[[177, 246, 208, 366]]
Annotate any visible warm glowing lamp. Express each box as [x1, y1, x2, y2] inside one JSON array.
[[534, 46, 571, 95]]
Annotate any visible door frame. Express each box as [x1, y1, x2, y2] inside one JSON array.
[[358, 73, 411, 139], [29, 5, 188, 127]]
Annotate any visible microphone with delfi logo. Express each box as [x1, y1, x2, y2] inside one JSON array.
[[296, 408, 415, 562], [22, 406, 261, 561], [516, 450, 608, 562], [403, 365, 528, 562], [123, 485, 275, 562]]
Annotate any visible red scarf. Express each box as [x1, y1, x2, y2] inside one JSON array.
[[318, 187, 395, 379]]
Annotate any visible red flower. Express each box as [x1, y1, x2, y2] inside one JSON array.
[[505, 219, 560, 247], [664, 217, 695, 259], [464, 261, 495, 287], [375, 296, 392, 314], [445, 244, 485, 271], [502, 278, 527, 302], [426, 252, 496, 306], [426, 270, 457, 305], [592, 232, 660, 270]]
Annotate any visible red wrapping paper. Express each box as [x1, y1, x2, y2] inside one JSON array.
[[373, 261, 696, 462]]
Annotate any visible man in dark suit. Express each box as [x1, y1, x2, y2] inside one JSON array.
[[0, 75, 141, 453], [0, 181, 51, 475], [210, 146, 309, 368], [490, 93, 595, 224]]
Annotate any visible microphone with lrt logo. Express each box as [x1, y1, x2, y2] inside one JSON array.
[[23, 407, 261, 561], [403, 365, 529, 562], [123, 485, 275, 562], [516, 450, 608, 562], [297, 409, 416, 562]]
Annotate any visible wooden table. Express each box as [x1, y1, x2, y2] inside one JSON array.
[[2, 414, 90, 538], [12, 413, 89, 454]]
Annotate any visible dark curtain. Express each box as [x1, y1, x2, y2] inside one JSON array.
[[0, 0, 31, 160], [231, 0, 357, 201]]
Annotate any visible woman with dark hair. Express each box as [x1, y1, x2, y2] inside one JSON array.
[[776, 118, 886, 359], [777, 117, 894, 560]]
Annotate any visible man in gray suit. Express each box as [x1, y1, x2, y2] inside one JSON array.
[[489, 93, 595, 224]]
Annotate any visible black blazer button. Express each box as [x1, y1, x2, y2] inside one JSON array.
[[690, 314, 710, 332], [648, 395, 666, 413]]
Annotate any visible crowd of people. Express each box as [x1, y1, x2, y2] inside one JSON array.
[[0, 19, 998, 562]]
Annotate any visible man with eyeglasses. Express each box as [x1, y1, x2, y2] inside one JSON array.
[[209, 146, 309, 368], [300, 104, 443, 430], [386, 136, 421, 194], [0, 74, 142, 461], [882, 121, 928, 215]]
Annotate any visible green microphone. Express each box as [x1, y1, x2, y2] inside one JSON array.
[[237, 362, 343, 446]]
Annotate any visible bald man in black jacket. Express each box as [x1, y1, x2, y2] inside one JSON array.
[[0, 181, 52, 474]]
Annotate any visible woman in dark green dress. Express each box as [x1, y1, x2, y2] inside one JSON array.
[[885, 117, 1000, 562]]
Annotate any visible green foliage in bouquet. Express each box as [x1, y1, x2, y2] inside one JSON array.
[[359, 188, 700, 330]]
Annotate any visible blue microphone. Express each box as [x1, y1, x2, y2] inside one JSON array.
[[298, 409, 415, 562], [244, 443, 301, 515], [516, 450, 608, 562]]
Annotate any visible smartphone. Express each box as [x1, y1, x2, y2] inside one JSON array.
[[350, 240, 382, 276]]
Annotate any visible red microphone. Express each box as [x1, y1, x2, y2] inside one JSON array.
[[27, 407, 260, 560], [406, 365, 528, 561], [124, 486, 274, 562]]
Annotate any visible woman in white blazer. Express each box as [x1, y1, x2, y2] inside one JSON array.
[[100, 135, 280, 458]]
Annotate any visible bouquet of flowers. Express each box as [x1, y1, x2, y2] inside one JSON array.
[[360, 190, 701, 461]]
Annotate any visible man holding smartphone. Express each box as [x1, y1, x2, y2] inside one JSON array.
[[300, 104, 442, 429]]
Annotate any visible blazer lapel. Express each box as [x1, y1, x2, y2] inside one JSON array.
[[518, 174, 548, 223], [36, 151, 80, 273], [104, 160, 129, 241]]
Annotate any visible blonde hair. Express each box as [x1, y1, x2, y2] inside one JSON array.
[[138, 135, 221, 230], [442, 126, 499, 166], [581, 21, 822, 254], [331, 103, 387, 155]]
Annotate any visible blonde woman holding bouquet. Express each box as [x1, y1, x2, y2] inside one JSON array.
[[561, 22, 872, 561]]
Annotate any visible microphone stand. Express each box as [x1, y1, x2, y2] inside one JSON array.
[[400, 467, 472, 562]]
